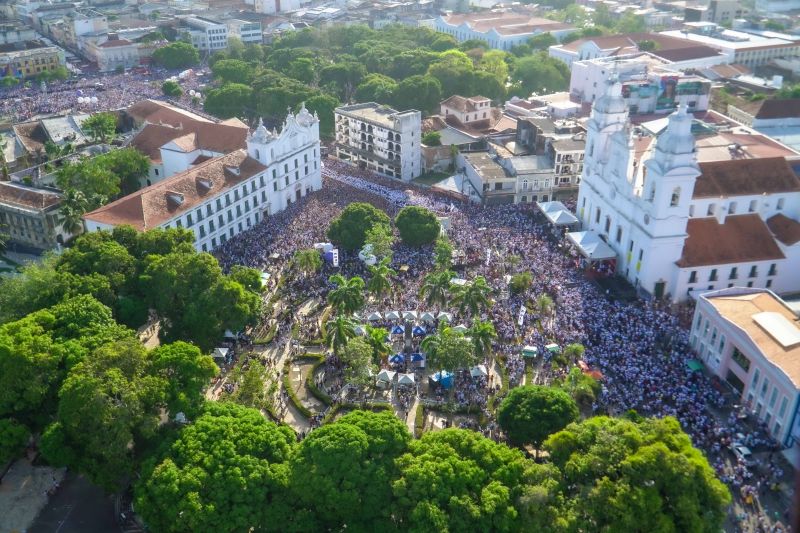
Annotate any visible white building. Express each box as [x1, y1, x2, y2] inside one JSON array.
[[691, 288, 800, 452], [569, 54, 711, 113], [226, 19, 262, 45], [183, 16, 228, 52], [83, 33, 140, 72], [575, 79, 800, 302], [440, 95, 493, 125], [84, 106, 322, 252], [335, 103, 422, 182], [435, 12, 573, 51], [253, 0, 301, 14]]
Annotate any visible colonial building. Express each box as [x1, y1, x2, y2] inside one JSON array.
[[84, 106, 322, 251], [440, 95, 494, 125], [0, 181, 66, 251], [334, 103, 422, 181], [576, 79, 800, 301], [435, 11, 573, 50], [691, 288, 800, 451]]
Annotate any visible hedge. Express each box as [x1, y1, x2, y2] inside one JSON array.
[[321, 402, 392, 426], [282, 371, 312, 419], [304, 358, 333, 406], [253, 322, 278, 345], [414, 403, 425, 438]]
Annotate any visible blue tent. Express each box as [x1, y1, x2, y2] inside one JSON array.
[[412, 325, 427, 336], [391, 325, 405, 335], [389, 354, 405, 364], [430, 370, 454, 388], [411, 353, 425, 362]]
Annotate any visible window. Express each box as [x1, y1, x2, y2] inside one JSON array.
[[260, 176, 265, 187], [688, 271, 697, 283], [218, 214, 224, 227], [295, 171, 299, 182], [227, 211, 233, 223], [778, 397, 788, 418], [689, 205, 695, 217], [273, 181, 278, 192], [285, 176, 289, 186], [199, 226, 206, 238], [595, 207, 601, 224], [749, 200, 757, 212], [225, 194, 231, 206], [707, 203, 715, 216], [217, 199, 222, 210], [749, 265, 758, 278], [244, 200, 250, 212], [196, 209, 203, 221], [209, 220, 215, 231], [186, 214, 193, 227], [769, 389, 778, 409], [731, 347, 750, 372], [604, 216, 611, 234], [272, 169, 277, 179], [212, 237, 217, 248], [768, 264, 777, 276], [236, 206, 242, 217], [206, 205, 212, 216], [729, 267, 738, 280], [615, 226, 622, 243], [777, 198, 785, 210], [728, 201, 737, 215], [766, 279, 773, 288], [670, 187, 680, 207], [709, 269, 718, 282], [751, 369, 760, 391], [154, 168, 159, 176]]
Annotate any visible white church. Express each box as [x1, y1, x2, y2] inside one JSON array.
[[576, 79, 800, 302]]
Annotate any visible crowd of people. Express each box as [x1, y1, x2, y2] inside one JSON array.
[[212, 158, 792, 531]]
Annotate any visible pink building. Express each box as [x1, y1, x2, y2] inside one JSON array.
[[691, 287, 800, 452]]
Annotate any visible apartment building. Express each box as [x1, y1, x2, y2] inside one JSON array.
[[183, 16, 228, 52]]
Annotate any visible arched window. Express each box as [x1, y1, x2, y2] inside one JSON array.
[[670, 187, 680, 207], [255, 149, 260, 160]]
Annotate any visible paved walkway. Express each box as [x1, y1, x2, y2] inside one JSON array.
[[0, 459, 65, 533]]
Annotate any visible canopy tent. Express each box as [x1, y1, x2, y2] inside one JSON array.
[[429, 370, 454, 388], [420, 312, 436, 323], [437, 311, 453, 322], [223, 330, 237, 340], [212, 347, 229, 361], [686, 359, 704, 373], [385, 311, 401, 320], [260, 272, 271, 287], [450, 278, 468, 287], [398, 373, 415, 386], [566, 231, 617, 261], [452, 324, 469, 333], [545, 343, 561, 354], [402, 310, 418, 320], [412, 325, 427, 336], [411, 353, 425, 362], [389, 354, 405, 364], [537, 201, 579, 227], [376, 369, 396, 387], [354, 325, 367, 336], [470, 364, 488, 378], [367, 311, 383, 321], [352, 312, 362, 321], [391, 325, 405, 335], [522, 345, 539, 358], [269, 252, 280, 260]]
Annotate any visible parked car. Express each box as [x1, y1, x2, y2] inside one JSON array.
[[732, 445, 755, 466]]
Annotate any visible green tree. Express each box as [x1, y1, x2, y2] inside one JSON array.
[[433, 237, 453, 270], [419, 269, 454, 308], [289, 410, 410, 530], [203, 83, 253, 119], [211, 59, 252, 85], [497, 385, 578, 450], [528, 33, 558, 50], [339, 337, 377, 388], [364, 325, 391, 364], [100, 147, 150, 195], [149, 341, 217, 417], [58, 189, 90, 237], [81, 112, 117, 144], [40, 338, 167, 491], [327, 202, 390, 251], [422, 131, 441, 146], [152, 42, 200, 69], [161, 80, 182, 97], [478, 49, 510, 86], [319, 61, 367, 101], [293, 248, 322, 277], [287, 57, 318, 85], [355, 73, 397, 104], [395, 206, 440, 247], [545, 416, 731, 532], [366, 259, 395, 300], [556, 367, 600, 409], [469, 318, 496, 359], [228, 265, 263, 294], [426, 51, 474, 99], [0, 418, 29, 463], [364, 223, 394, 261], [393, 74, 443, 114], [509, 271, 533, 295], [135, 402, 296, 532], [472, 70, 506, 101], [326, 314, 357, 354], [327, 274, 365, 315], [511, 53, 569, 96], [451, 276, 492, 315], [615, 12, 647, 33], [303, 94, 339, 138]]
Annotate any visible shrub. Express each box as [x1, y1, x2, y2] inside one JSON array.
[[395, 206, 440, 247]]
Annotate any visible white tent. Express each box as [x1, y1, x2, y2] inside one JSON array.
[[212, 347, 229, 360], [352, 312, 362, 321], [354, 325, 367, 336], [398, 373, 415, 385], [402, 310, 418, 320], [470, 364, 488, 378], [223, 329, 237, 340], [386, 311, 401, 320], [566, 231, 617, 261], [450, 278, 468, 287], [420, 311, 436, 323], [376, 369, 396, 388], [537, 201, 578, 226], [437, 311, 453, 322], [453, 324, 469, 333], [367, 311, 383, 321]]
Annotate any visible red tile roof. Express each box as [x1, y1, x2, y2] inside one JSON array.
[[677, 214, 785, 267], [692, 158, 800, 198], [441, 95, 491, 113], [754, 99, 800, 120], [126, 99, 215, 127], [98, 38, 134, 48], [130, 118, 248, 162], [0, 182, 62, 210], [83, 150, 265, 231], [767, 214, 800, 246]]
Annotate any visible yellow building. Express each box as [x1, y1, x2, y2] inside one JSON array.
[[0, 42, 65, 79]]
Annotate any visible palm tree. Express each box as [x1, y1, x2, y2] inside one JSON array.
[[327, 274, 365, 315], [419, 269, 454, 309], [293, 248, 322, 277], [364, 325, 391, 364], [367, 258, 395, 300], [535, 294, 555, 327], [325, 314, 357, 354], [420, 321, 451, 363], [58, 190, 90, 237], [451, 276, 492, 316], [469, 318, 497, 359]]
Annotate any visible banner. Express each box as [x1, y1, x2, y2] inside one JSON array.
[[517, 306, 526, 327]]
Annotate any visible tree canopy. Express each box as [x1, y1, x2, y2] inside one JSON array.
[[497, 385, 579, 448], [152, 42, 200, 69], [327, 202, 391, 251], [395, 206, 441, 247]]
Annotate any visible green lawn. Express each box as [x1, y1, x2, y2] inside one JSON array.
[[413, 172, 450, 186]]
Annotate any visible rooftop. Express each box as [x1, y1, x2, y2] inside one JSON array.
[[440, 12, 573, 36], [692, 157, 800, 199], [754, 99, 800, 121], [462, 152, 508, 181], [126, 99, 216, 127], [662, 28, 798, 51], [704, 289, 800, 387], [441, 95, 491, 113], [83, 150, 265, 230], [553, 33, 724, 62], [0, 182, 62, 211], [677, 214, 785, 268], [336, 103, 419, 128]]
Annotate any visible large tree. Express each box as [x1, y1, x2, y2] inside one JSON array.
[[395, 206, 440, 247], [135, 402, 296, 532], [327, 274, 365, 315], [211, 59, 253, 85], [149, 341, 218, 417], [203, 83, 253, 119], [392, 74, 443, 114], [152, 42, 199, 69], [451, 276, 492, 316], [366, 259, 395, 300], [545, 416, 731, 532], [81, 112, 117, 144], [511, 53, 569, 97], [327, 202, 390, 251], [293, 248, 322, 277], [339, 337, 377, 389], [355, 73, 397, 105], [419, 269, 454, 308], [497, 385, 578, 449]]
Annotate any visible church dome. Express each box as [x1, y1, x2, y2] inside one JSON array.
[[593, 78, 627, 115]]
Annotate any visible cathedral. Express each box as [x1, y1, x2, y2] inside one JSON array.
[[576, 79, 800, 302]]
